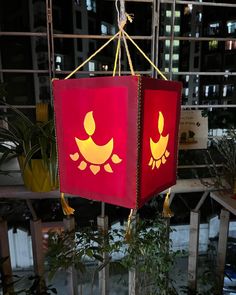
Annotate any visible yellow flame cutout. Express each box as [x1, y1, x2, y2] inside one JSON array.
[[148, 111, 170, 170], [69, 111, 122, 175]]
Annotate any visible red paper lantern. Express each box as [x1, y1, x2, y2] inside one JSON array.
[[53, 75, 182, 209]]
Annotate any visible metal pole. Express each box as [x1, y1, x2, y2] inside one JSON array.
[[151, 0, 160, 78]]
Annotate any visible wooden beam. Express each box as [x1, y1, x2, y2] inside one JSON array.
[[63, 216, 78, 295], [0, 219, 13, 293], [97, 215, 109, 295], [188, 210, 200, 291], [194, 191, 209, 211], [210, 191, 236, 215], [217, 209, 230, 291]]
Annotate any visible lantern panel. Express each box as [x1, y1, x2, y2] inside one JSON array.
[[139, 78, 182, 207], [53, 76, 139, 208]]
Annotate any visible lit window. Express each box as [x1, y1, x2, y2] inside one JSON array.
[[101, 24, 108, 35], [175, 11, 180, 17], [227, 21, 236, 34], [165, 25, 171, 33], [166, 11, 171, 17], [173, 54, 179, 60], [174, 25, 180, 33], [209, 40, 218, 50], [164, 68, 169, 72], [225, 40, 236, 50], [102, 64, 108, 71], [165, 54, 170, 61], [208, 22, 220, 36], [86, 0, 96, 12], [186, 75, 189, 82], [185, 88, 189, 96], [173, 40, 180, 46], [165, 40, 170, 47], [89, 61, 95, 76], [223, 85, 227, 97], [197, 12, 202, 22], [172, 68, 179, 72]]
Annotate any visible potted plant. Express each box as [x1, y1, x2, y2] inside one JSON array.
[[0, 100, 58, 192]]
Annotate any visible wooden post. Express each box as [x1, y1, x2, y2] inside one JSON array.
[[63, 216, 78, 295], [30, 219, 44, 276], [217, 209, 230, 291], [97, 215, 109, 295], [0, 219, 13, 293], [129, 269, 138, 295], [188, 210, 200, 291], [30, 218, 46, 293]]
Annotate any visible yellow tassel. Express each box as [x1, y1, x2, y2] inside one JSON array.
[[125, 209, 134, 242], [61, 192, 75, 215], [162, 188, 174, 218]]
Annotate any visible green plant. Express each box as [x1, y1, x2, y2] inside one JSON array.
[[0, 100, 58, 188], [46, 213, 178, 295]]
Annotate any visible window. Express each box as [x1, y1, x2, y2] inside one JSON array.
[[89, 41, 96, 54], [174, 25, 180, 33], [225, 40, 236, 50], [74, 0, 80, 6], [207, 22, 220, 36], [86, 0, 96, 12], [76, 11, 82, 29], [101, 24, 108, 35], [77, 39, 83, 52], [203, 85, 219, 98], [223, 84, 234, 97], [165, 54, 170, 61], [165, 40, 170, 47], [194, 57, 199, 68], [165, 11, 180, 17], [55, 55, 63, 71], [88, 19, 96, 34], [209, 40, 218, 51], [173, 40, 179, 46], [88, 61, 95, 76], [173, 54, 179, 60], [227, 21, 236, 34], [165, 25, 171, 33]]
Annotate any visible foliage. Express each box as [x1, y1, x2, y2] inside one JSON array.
[[0, 100, 58, 187], [46, 213, 178, 295], [0, 274, 57, 295], [201, 129, 236, 192]]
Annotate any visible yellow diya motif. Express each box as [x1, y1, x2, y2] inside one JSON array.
[[70, 111, 122, 175], [149, 111, 170, 169]]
